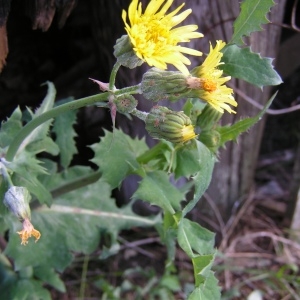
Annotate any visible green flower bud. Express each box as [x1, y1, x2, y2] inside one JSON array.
[[113, 35, 144, 69], [3, 186, 31, 221], [145, 106, 197, 144], [198, 130, 221, 153], [141, 68, 193, 102], [197, 104, 223, 131], [114, 94, 137, 114]]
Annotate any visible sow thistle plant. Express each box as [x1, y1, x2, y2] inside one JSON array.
[[0, 0, 282, 299]]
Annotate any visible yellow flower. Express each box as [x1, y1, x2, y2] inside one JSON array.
[[17, 218, 41, 245], [181, 124, 197, 142], [189, 40, 237, 114], [122, 0, 203, 75]]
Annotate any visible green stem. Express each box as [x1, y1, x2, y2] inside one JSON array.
[[6, 85, 141, 162], [109, 61, 122, 90], [131, 108, 148, 122], [6, 94, 108, 161], [79, 254, 89, 300], [51, 170, 101, 199], [0, 162, 14, 187], [116, 84, 142, 95], [137, 142, 166, 164]]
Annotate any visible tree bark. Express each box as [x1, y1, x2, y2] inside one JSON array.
[[179, 0, 287, 218]]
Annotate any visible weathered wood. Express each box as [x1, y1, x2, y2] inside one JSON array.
[[178, 0, 287, 218]]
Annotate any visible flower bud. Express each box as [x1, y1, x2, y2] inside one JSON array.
[[113, 35, 144, 69], [198, 130, 221, 153], [114, 94, 137, 114], [145, 106, 197, 144], [3, 186, 31, 221], [196, 104, 223, 131], [141, 68, 192, 102]]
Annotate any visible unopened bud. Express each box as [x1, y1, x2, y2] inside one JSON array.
[[3, 186, 31, 221], [198, 130, 221, 153], [114, 94, 137, 114], [145, 106, 197, 144], [141, 68, 192, 102], [113, 35, 144, 69], [197, 104, 223, 131]]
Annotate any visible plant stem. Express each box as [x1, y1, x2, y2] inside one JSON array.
[[131, 108, 148, 122], [51, 170, 101, 199], [109, 61, 122, 90], [0, 161, 14, 187], [137, 142, 166, 164], [5, 85, 141, 162], [79, 254, 89, 300]]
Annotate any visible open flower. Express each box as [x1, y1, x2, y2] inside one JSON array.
[[188, 40, 237, 114], [17, 218, 41, 245], [122, 0, 203, 74]]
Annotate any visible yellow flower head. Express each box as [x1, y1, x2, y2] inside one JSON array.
[[181, 124, 197, 142], [122, 0, 203, 75], [17, 218, 41, 245], [189, 40, 237, 114]]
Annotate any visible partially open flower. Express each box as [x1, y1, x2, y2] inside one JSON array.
[[145, 106, 197, 143], [189, 40, 237, 114], [17, 218, 41, 245], [119, 0, 203, 73]]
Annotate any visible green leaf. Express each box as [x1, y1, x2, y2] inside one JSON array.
[[26, 136, 59, 156], [175, 142, 202, 178], [0, 107, 23, 148], [182, 141, 215, 216], [91, 129, 148, 188], [217, 92, 276, 146], [0, 264, 51, 300], [231, 0, 275, 45], [8, 151, 52, 205], [178, 218, 215, 258], [21, 82, 56, 150], [188, 271, 221, 300], [53, 108, 78, 169], [221, 45, 282, 88], [132, 171, 184, 214], [34, 266, 66, 292], [5, 175, 158, 272], [192, 255, 215, 286]]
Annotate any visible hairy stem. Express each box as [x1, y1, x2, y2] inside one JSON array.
[[6, 85, 141, 162], [109, 61, 122, 90], [51, 170, 101, 199]]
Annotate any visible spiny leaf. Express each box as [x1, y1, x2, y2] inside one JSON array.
[[182, 141, 215, 216], [0, 264, 52, 300], [34, 266, 66, 292], [91, 129, 148, 188], [188, 271, 221, 300], [174, 142, 202, 178], [192, 255, 215, 286], [221, 45, 282, 88], [231, 0, 275, 45], [0, 107, 22, 148], [5, 174, 158, 272], [177, 218, 215, 258], [53, 108, 78, 169], [7, 151, 52, 205], [217, 92, 276, 147], [20, 82, 56, 151], [132, 171, 184, 214]]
